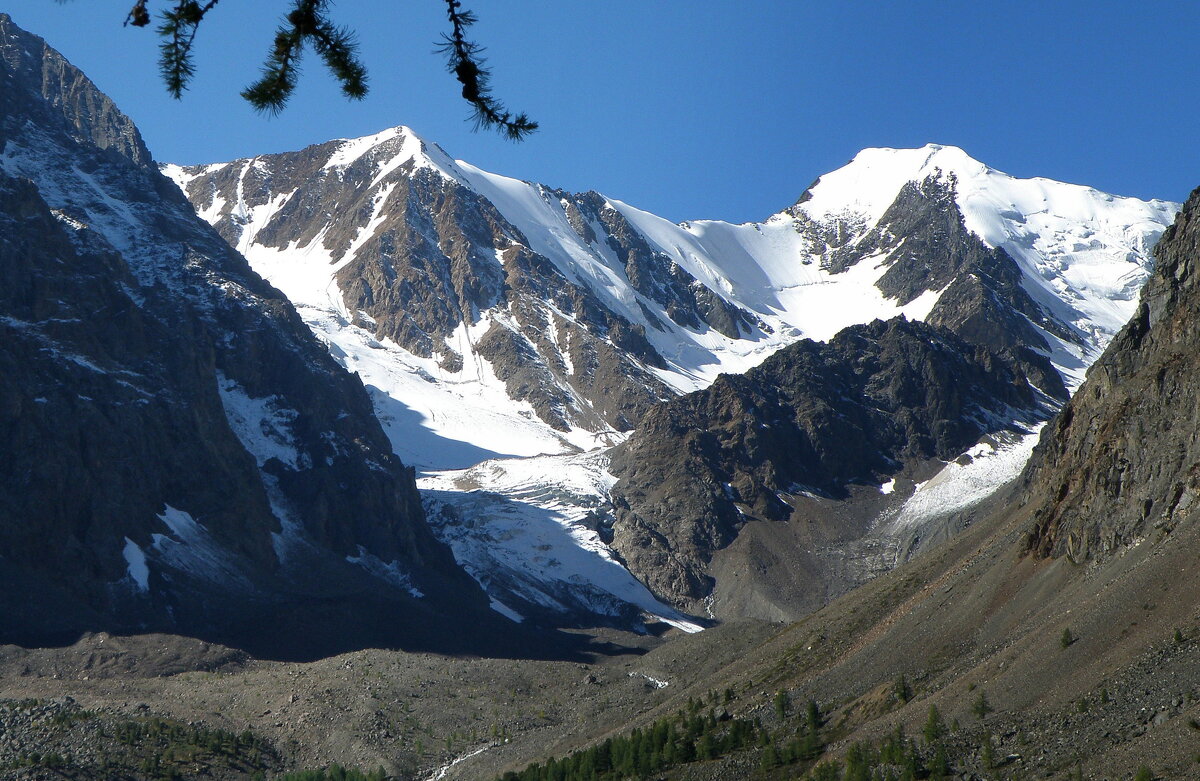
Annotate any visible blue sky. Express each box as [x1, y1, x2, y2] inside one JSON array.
[[6, 2, 1198, 222]]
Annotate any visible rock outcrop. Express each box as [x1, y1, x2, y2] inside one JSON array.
[[609, 316, 1059, 608], [1025, 186, 1200, 562]]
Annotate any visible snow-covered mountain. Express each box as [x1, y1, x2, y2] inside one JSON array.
[[168, 131, 1174, 455], [167, 126, 1177, 628]]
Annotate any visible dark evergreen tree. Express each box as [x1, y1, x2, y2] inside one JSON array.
[[774, 689, 791, 720], [923, 704, 946, 745], [805, 700, 822, 734], [971, 690, 993, 720], [759, 743, 780, 770]]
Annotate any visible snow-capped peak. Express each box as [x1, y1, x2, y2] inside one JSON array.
[[798, 144, 990, 225], [168, 133, 1178, 457], [321, 124, 464, 186]]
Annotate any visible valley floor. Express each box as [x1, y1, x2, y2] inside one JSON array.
[[0, 623, 779, 780]]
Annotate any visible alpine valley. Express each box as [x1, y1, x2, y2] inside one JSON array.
[[4, 11, 1200, 781]]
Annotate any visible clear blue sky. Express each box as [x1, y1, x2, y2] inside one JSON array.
[[5, 2, 1198, 223]]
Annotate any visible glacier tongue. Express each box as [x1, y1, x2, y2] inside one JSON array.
[[420, 451, 702, 632]]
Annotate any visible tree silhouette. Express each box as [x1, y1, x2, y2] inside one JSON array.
[[112, 0, 537, 139]]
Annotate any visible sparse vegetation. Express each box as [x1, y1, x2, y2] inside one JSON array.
[[971, 690, 992, 720], [497, 704, 769, 781], [498, 699, 831, 781], [0, 699, 278, 779], [275, 766, 387, 781], [1061, 627, 1075, 649]]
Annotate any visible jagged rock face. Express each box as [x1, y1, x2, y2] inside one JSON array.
[[876, 177, 1074, 352], [171, 141, 685, 434], [1025, 188, 1200, 562], [609, 316, 1059, 607], [0, 14, 486, 651], [561, 190, 757, 339]]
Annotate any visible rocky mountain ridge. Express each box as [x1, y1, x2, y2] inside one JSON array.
[[1024, 185, 1200, 563], [167, 125, 1177, 629], [167, 134, 1175, 465], [0, 13, 494, 658]]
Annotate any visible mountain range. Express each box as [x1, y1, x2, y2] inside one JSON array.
[[4, 12, 1200, 779], [166, 123, 1174, 628]]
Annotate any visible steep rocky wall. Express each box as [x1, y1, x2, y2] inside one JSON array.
[[0, 14, 488, 652], [1025, 187, 1200, 561], [609, 317, 1057, 607]]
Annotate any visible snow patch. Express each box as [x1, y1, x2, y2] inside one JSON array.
[[150, 505, 252, 589], [346, 545, 424, 598], [629, 672, 670, 689], [216, 373, 308, 470], [488, 597, 524, 623], [122, 538, 149, 592], [887, 425, 1045, 531]]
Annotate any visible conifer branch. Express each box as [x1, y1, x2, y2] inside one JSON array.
[[111, 1, 535, 140], [241, 0, 367, 113], [437, 0, 538, 140], [155, 1, 221, 98]]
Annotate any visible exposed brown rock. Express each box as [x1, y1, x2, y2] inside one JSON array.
[[1024, 186, 1200, 561], [609, 317, 1057, 610]]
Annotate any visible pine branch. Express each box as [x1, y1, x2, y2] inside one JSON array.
[[156, 1, 221, 98], [112, 1, 534, 139], [241, 0, 368, 113], [437, 0, 538, 140]]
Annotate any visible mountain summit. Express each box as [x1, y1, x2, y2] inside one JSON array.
[[168, 126, 1176, 628]]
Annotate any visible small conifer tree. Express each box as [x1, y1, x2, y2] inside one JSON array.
[[971, 690, 993, 720], [923, 704, 946, 745], [773, 689, 791, 720]]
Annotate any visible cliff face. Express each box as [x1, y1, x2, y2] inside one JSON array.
[[0, 14, 489, 654], [171, 137, 683, 437], [609, 316, 1058, 608], [1025, 187, 1200, 562]]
